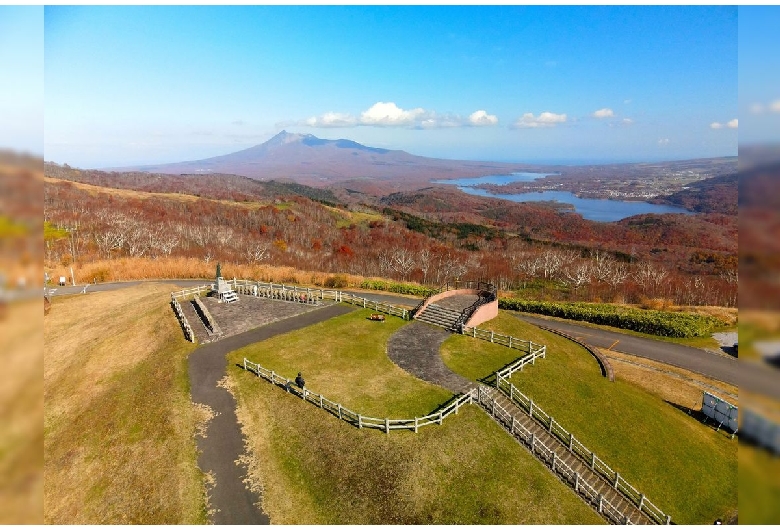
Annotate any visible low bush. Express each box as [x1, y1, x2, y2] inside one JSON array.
[[359, 279, 435, 297], [499, 298, 723, 338], [323, 274, 348, 289]]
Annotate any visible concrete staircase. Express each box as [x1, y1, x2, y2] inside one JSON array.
[[415, 303, 462, 330], [475, 385, 656, 525]]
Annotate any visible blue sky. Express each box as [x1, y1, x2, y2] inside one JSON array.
[[42, 5, 741, 167]]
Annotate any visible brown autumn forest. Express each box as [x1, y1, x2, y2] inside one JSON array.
[[43, 162, 737, 308]]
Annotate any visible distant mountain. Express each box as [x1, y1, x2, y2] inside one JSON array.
[[108, 131, 531, 185]]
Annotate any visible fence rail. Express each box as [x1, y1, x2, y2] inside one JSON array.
[[494, 375, 670, 524], [242, 358, 474, 433], [475, 386, 638, 525]]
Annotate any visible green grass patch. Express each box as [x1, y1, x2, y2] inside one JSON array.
[[441, 311, 737, 524], [231, 309, 451, 417], [499, 298, 723, 338], [227, 310, 604, 523], [738, 443, 780, 524], [359, 279, 436, 298]]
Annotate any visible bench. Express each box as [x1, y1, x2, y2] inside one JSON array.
[[369, 313, 386, 322]]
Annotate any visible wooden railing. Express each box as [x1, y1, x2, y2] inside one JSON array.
[[242, 358, 475, 433], [475, 385, 640, 525], [170, 297, 194, 342], [460, 324, 547, 360], [494, 376, 671, 525], [229, 279, 411, 320]]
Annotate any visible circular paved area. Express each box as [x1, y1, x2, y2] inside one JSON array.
[[387, 321, 474, 394]]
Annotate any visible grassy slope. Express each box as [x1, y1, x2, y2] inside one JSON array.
[[43, 284, 205, 524], [441, 311, 737, 525], [227, 308, 603, 524], [739, 444, 780, 524]]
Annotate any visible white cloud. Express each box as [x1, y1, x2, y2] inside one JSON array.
[[304, 112, 358, 128], [771, 100, 780, 113], [750, 103, 765, 114], [658, 138, 670, 146], [623, 99, 632, 105], [359, 101, 428, 126], [513, 111, 567, 128], [592, 108, 614, 119], [303, 102, 501, 129], [711, 119, 738, 130], [622, 118, 634, 125], [468, 110, 498, 126]]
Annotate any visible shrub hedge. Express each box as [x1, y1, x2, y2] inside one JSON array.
[[359, 279, 436, 298], [499, 298, 722, 338]]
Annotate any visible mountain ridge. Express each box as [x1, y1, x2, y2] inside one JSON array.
[[106, 130, 531, 186]]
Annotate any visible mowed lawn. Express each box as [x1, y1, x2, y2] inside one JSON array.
[[441, 311, 737, 525], [44, 284, 206, 524], [227, 308, 604, 524]]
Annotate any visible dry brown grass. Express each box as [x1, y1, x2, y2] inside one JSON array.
[[44, 283, 206, 524], [46, 256, 373, 290], [44, 176, 270, 210], [600, 349, 738, 409], [0, 300, 44, 524]]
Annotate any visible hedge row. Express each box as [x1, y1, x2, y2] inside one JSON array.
[[359, 279, 436, 298], [499, 298, 722, 338]]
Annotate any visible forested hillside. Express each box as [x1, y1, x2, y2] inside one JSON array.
[[43, 164, 737, 307]]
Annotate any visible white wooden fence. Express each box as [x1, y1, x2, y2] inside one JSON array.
[[460, 324, 547, 359], [242, 358, 474, 433], [494, 375, 671, 525], [170, 297, 194, 342], [475, 385, 641, 525]]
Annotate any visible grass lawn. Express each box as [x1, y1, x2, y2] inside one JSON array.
[[44, 284, 207, 524], [739, 444, 780, 524], [441, 311, 737, 525], [227, 308, 604, 524]]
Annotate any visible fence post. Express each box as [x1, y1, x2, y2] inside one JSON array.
[[414, 417, 418, 433], [549, 417, 554, 434], [509, 385, 513, 402], [338, 404, 342, 419], [495, 372, 500, 389], [591, 452, 596, 470], [509, 336, 512, 349], [438, 410, 443, 425], [358, 414, 362, 429], [552, 452, 557, 471], [574, 472, 580, 492], [614, 472, 620, 488], [529, 399, 534, 418], [302, 388, 307, 400], [243, 358, 246, 371], [639, 493, 645, 510], [491, 398, 496, 416], [666, 515, 671, 525], [319, 395, 323, 408], [531, 433, 537, 453], [385, 418, 390, 434], [473, 327, 476, 338], [510, 416, 516, 434], [490, 331, 494, 343], [569, 433, 574, 451], [598, 494, 604, 513]]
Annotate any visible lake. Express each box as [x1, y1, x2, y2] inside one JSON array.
[[433, 173, 692, 222]]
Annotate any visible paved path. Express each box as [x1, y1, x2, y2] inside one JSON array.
[[514, 313, 780, 401], [387, 322, 473, 394], [189, 303, 355, 524]]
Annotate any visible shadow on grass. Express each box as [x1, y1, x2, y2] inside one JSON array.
[[664, 400, 737, 439]]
